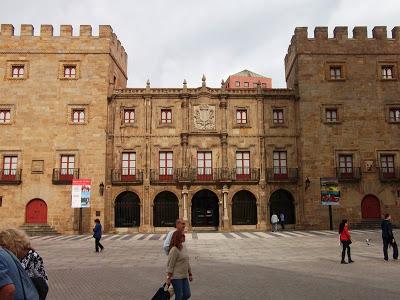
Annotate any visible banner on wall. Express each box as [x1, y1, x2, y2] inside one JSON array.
[[71, 179, 91, 208], [320, 177, 340, 205]]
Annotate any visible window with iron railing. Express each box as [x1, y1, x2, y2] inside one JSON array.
[[273, 151, 288, 179], [122, 152, 136, 180], [159, 151, 173, 180], [197, 152, 212, 180], [236, 151, 250, 179]]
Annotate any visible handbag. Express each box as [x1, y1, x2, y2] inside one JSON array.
[[151, 283, 171, 300], [31, 276, 49, 300]]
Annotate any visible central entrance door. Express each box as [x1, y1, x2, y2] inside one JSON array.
[[26, 199, 47, 224], [269, 189, 296, 224], [361, 195, 381, 219], [191, 189, 219, 227]]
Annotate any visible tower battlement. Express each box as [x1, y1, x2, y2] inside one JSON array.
[[0, 24, 127, 75], [285, 26, 400, 79]]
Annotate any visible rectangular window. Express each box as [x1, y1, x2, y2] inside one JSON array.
[[236, 151, 250, 179], [236, 109, 247, 124], [380, 155, 395, 178], [244, 82, 249, 87], [273, 151, 288, 179], [326, 108, 338, 123], [2, 156, 17, 179], [197, 151, 212, 180], [72, 109, 85, 123], [64, 65, 76, 78], [60, 155, 75, 179], [339, 155, 353, 177], [12, 65, 24, 78], [273, 109, 284, 124], [389, 108, 400, 122], [381, 66, 394, 79], [235, 81, 240, 87], [0, 110, 11, 124], [253, 83, 258, 88], [159, 151, 173, 180], [124, 109, 135, 124], [161, 109, 172, 124], [122, 152, 136, 180], [330, 66, 342, 79]]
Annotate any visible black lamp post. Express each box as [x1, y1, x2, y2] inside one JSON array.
[[99, 182, 105, 196]]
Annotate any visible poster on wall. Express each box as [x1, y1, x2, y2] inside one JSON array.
[[71, 179, 91, 208], [320, 177, 340, 205]]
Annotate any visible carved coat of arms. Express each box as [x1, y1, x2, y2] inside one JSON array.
[[193, 104, 215, 130]]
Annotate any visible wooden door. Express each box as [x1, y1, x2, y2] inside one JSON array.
[[361, 195, 381, 219], [26, 199, 47, 224]]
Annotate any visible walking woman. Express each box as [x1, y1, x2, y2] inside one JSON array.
[[339, 219, 354, 264], [166, 231, 193, 300], [93, 219, 104, 252]]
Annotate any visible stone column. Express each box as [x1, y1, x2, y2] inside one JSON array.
[[222, 185, 230, 230], [219, 93, 228, 170], [182, 185, 189, 222]]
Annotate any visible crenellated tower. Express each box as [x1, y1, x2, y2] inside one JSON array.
[[285, 26, 400, 228]]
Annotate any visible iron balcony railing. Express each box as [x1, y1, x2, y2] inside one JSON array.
[[266, 168, 299, 183], [379, 167, 400, 182], [111, 169, 143, 185], [52, 168, 80, 184], [150, 169, 176, 183], [0, 169, 22, 185], [336, 167, 362, 182], [231, 168, 260, 183]]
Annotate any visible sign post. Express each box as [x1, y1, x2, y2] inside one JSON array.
[[72, 179, 91, 234], [320, 178, 340, 231]]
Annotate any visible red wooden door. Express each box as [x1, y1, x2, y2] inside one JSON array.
[[26, 199, 47, 224], [361, 195, 381, 219]]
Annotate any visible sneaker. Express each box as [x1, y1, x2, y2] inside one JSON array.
[[341, 261, 348, 264], [348, 260, 355, 263]]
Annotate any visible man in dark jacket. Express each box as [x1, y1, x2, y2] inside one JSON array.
[[93, 219, 104, 253], [381, 214, 398, 261]]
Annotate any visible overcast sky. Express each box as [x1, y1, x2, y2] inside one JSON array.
[[1, 0, 398, 88]]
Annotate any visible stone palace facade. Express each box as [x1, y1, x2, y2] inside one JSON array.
[[1, 24, 400, 233]]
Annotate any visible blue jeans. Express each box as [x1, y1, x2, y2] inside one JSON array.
[[171, 278, 191, 300]]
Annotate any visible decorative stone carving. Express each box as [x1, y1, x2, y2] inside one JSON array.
[[193, 104, 216, 130]]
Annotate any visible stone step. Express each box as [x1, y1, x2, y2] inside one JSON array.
[[20, 224, 60, 236]]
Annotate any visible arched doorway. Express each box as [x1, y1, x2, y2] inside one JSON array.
[[153, 191, 179, 227], [191, 189, 219, 227], [26, 199, 47, 224], [361, 195, 381, 219], [232, 190, 257, 225], [269, 189, 295, 224], [115, 192, 140, 227]]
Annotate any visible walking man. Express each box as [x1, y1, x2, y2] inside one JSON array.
[[271, 213, 279, 232], [163, 218, 186, 255], [381, 214, 398, 261], [279, 212, 285, 230], [93, 219, 104, 253]]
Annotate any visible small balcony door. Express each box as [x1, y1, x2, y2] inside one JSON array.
[[159, 151, 173, 180], [380, 155, 395, 178], [273, 151, 288, 179], [197, 152, 212, 180], [339, 155, 353, 178], [236, 151, 250, 180], [60, 155, 75, 181], [122, 152, 136, 181], [2, 156, 17, 180]]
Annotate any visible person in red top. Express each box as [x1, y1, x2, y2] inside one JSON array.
[[339, 219, 354, 264]]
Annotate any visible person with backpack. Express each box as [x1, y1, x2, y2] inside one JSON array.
[[339, 219, 354, 264], [381, 213, 398, 261]]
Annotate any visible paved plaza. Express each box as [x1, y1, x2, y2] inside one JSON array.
[[32, 230, 400, 300]]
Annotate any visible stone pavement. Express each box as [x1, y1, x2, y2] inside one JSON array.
[[31, 230, 400, 300]]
